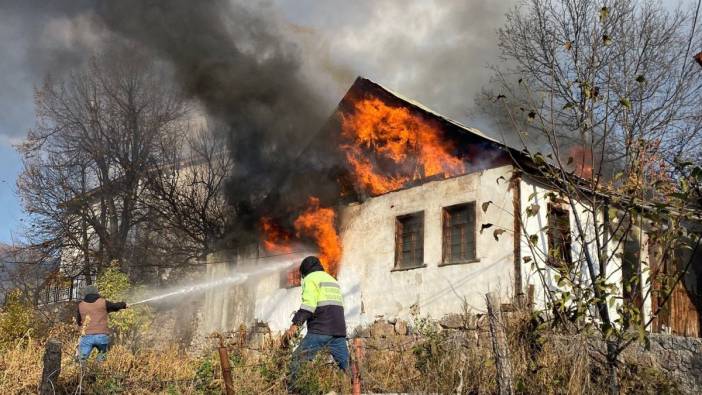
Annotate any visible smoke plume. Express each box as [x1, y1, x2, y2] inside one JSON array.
[[0, 0, 515, 245], [92, 0, 334, 241]]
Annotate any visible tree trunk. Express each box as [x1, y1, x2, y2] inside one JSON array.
[[486, 292, 514, 395], [39, 339, 62, 395]]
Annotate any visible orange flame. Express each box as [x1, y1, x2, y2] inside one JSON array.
[[568, 145, 593, 179], [260, 217, 293, 254], [341, 97, 464, 195], [294, 197, 342, 276]]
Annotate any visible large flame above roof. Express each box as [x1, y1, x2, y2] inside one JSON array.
[[340, 96, 465, 195]]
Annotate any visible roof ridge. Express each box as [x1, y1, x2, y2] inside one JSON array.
[[355, 76, 507, 149]]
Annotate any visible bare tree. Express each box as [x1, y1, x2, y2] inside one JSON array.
[[0, 244, 54, 306], [17, 46, 188, 283], [492, 0, 702, 168], [486, 0, 702, 392], [140, 127, 233, 267]]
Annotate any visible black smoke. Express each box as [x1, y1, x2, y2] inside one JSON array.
[[1, 0, 520, 247], [1, 0, 345, 245], [92, 1, 343, 244]]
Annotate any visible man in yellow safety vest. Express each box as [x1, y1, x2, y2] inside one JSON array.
[[285, 256, 348, 389]]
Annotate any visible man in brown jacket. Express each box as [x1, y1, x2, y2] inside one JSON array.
[[76, 285, 128, 361]]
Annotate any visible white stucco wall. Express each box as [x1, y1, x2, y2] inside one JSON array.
[[197, 167, 655, 337], [337, 164, 516, 329], [199, 165, 518, 334], [519, 176, 652, 328], [520, 177, 615, 314]]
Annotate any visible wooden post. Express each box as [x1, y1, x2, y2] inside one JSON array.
[[527, 284, 535, 311], [351, 338, 363, 395], [486, 292, 514, 395], [39, 339, 62, 395], [217, 335, 235, 395]]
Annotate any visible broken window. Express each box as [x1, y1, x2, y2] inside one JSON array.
[[442, 202, 477, 264], [547, 204, 572, 267], [280, 266, 301, 288], [395, 212, 424, 269]]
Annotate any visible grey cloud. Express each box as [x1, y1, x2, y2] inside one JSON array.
[[0, 0, 105, 144], [281, 0, 514, 127]]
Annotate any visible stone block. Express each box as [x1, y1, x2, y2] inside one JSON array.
[[370, 320, 396, 338], [353, 325, 371, 338], [439, 314, 466, 329], [394, 320, 408, 336]]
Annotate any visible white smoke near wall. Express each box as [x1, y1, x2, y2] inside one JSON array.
[[129, 259, 296, 306]]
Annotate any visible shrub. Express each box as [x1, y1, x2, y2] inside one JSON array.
[[194, 355, 218, 393], [0, 289, 37, 345]]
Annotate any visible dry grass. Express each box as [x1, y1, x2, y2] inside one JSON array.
[[0, 336, 45, 394], [0, 310, 680, 394], [0, 323, 201, 394]]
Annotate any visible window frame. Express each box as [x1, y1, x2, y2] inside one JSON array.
[[547, 203, 572, 268], [393, 211, 426, 271], [440, 202, 479, 266]]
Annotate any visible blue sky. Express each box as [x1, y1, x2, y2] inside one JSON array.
[[0, 144, 23, 243], [0, 8, 33, 243]]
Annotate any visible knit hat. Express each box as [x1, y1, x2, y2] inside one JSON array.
[[81, 285, 99, 297], [299, 256, 324, 277]]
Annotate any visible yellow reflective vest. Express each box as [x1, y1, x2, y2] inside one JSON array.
[[292, 270, 346, 336]]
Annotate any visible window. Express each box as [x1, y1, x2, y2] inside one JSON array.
[[395, 212, 424, 269], [442, 202, 477, 264], [281, 265, 301, 288], [547, 204, 572, 267]]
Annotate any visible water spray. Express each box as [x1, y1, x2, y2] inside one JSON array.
[[128, 260, 296, 306]]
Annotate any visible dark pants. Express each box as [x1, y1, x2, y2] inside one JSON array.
[[289, 333, 349, 389]]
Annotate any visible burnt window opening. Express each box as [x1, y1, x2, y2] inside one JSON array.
[[442, 202, 477, 264], [547, 204, 572, 268], [281, 266, 301, 288], [395, 212, 424, 269]]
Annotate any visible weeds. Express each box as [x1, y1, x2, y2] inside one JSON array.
[[0, 305, 680, 394]]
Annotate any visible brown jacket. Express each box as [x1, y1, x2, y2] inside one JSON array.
[[76, 294, 127, 335]]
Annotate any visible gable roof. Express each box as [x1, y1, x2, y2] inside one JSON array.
[[343, 77, 514, 152], [359, 78, 503, 146], [343, 77, 702, 219]]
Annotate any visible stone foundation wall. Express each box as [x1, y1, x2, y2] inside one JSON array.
[[352, 316, 702, 394], [197, 313, 702, 394], [627, 334, 702, 394]]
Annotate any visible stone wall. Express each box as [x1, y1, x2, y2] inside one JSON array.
[[626, 334, 702, 394], [353, 316, 702, 394], [198, 314, 702, 394]]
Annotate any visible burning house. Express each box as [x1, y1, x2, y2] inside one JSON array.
[[199, 77, 702, 338]]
